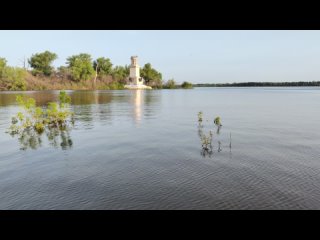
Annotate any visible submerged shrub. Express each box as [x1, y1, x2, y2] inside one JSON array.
[[7, 91, 75, 149], [197, 112, 225, 157], [198, 111, 203, 122], [214, 116, 221, 126]]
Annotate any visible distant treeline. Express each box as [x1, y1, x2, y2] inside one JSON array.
[[195, 81, 320, 87]]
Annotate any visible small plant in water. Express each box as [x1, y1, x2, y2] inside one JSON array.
[[197, 112, 229, 158], [214, 116, 222, 126], [7, 90, 75, 150], [198, 111, 203, 122], [200, 130, 213, 150]]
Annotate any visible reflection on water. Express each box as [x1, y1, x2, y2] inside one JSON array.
[[1, 90, 161, 149], [131, 90, 142, 125], [0, 90, 114, 107], [14, 126, 73, 151], [69, 90, 160, 128], [1, 88, 320, 209], [46, 127, 73, 150]]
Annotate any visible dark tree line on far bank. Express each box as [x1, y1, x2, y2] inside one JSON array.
[[195, 81, 320, 87]]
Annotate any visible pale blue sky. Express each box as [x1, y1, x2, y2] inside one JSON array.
[[1, 30, 320, 83]]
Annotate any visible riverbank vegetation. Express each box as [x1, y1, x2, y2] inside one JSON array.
[[162, 79, 193, 89], [1, 51, 192, 91]]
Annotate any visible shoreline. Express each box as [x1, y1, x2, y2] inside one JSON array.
[[2, 85, 320, 92]]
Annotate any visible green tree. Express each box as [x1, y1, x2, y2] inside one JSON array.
[[140, 63, 162, 85], [181, 81, 193, 89], [111, 65, 129, 81], [0, 57, 7, 78], [93, 57, 113, 77], [165, 79, 176, 89], [1, 67, 27, 90], [66, 54, 95, 81], [28, 51, 57, 76]]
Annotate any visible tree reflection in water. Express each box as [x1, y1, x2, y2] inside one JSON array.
[[16, 126, 73, 151], [46, 126, 73, 150]]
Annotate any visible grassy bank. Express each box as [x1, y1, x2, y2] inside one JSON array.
[[0, 71, 194, 91], [0, 71, 125, 91]]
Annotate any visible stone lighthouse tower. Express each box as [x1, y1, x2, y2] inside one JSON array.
[[129, 56, 142, 86], [125, 56, 152, 89]]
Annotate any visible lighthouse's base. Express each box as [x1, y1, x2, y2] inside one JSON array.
[[124, 84, 152, 90]]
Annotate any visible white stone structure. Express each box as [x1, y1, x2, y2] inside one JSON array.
[[129, 56, 142, 85], [125, 56, 152, 89]]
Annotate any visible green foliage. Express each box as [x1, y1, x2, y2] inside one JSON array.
[[200, 130, 213, 150], [0, 58, 26, 91], [1, 67, 27, 91], [7, 90, 75, 150], [198, 111, 203, 122], [111, 65, 129, 81], [58, 90, 71, 107], [140, 63, 162, 85], [197, 112, 224, 157], [214, 116, 221, 126], [97, 81, 125, 90], [28, 51, 57, 76], [108, 81, 125, 90], [164, 79, 176, 89], [66, 53, 95, 81], [8, 91, 74, 137], [93, 57, 113, 77], [181, 81, 193, 89], [0, 57, 7, 78]]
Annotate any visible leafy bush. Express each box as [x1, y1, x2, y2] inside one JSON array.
[[0, 57, 7, 78], [164, 79, 176, 89], [181, 81, 193, 89], [1, 67, 27, 91], [140, 63, 162, 86], [111, 65, 129, 81], [198, 111, 203, 122], [214, 116, 221, 126], [197, 112, 224, 157], [8, 91, 74, 136]]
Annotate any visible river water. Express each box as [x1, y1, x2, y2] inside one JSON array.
[[0, 87, 320, 209]]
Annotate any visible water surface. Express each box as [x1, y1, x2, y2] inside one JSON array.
[[1, 87, 320, 209]]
